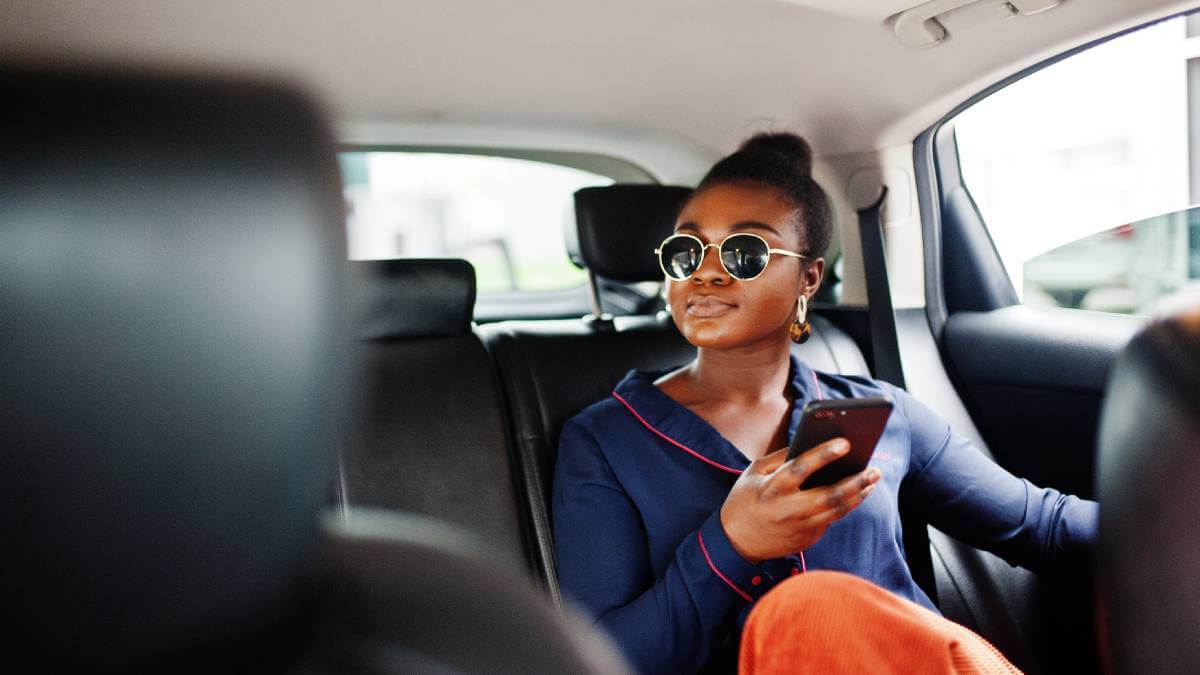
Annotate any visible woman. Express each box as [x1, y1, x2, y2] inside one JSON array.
[[552, 133, 1097, 674]]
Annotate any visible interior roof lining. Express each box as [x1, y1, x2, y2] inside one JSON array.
[[4, 0, 1194, 159]]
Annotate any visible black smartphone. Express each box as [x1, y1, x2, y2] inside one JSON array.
[[786, 397, 894, 489]]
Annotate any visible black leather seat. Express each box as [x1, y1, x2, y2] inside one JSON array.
[[341, 258, 530, 570], [480, 184, 870, 607], [1096, 310, 1200, 674], [1, 65, 626, 674]]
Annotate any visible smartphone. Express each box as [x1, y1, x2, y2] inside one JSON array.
[[786, 397, 893, 489]]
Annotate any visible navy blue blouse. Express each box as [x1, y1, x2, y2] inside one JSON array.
[[552, 355, 1098, 674]]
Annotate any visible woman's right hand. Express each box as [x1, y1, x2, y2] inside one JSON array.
[[720, 438, 881, 564]]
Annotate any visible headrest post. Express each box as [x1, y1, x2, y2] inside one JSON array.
[[584, 270, 615, 330]]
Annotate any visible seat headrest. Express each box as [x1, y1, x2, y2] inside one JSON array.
[[569, 184, 693, 282], [1096, 309, 1200, 673], [1, 66, 346, 670], [350, 259, 476, 340]]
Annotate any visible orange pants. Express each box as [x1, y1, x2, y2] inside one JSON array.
[[740, 571, 1021, 674]]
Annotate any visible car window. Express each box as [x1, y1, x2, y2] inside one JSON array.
[[340, 151, 626, 295], [952, 14, 1200, 316]]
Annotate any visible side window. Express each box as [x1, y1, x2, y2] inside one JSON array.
[[952, 14, 1200, 316], [340, 151, 640, 296]]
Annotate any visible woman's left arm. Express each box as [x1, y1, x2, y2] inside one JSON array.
[[893, 386, 1098, 575]]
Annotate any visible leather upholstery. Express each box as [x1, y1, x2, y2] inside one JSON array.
[[2, 65, 624, 674], [1096, 310, 1200, 674], [314, 511, 628, 673], [351, 259, 476, 340], [342, 260, 529, 569], [795, 314, 871, 378], [570, 184, 693, 282], [1, 65, 347, 671], [480, 315, 696, 603]]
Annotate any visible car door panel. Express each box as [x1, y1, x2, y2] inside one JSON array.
[[942, 306, 1144, 499]]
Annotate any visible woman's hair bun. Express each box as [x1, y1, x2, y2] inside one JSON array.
[[738, 132, 813, 177], [695, 130, 833, 258]]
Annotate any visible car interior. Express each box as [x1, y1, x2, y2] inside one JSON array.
[[5, 1, 1200, 673]]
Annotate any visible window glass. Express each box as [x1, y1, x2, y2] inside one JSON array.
[[953, 15, 1200, 315], [1022, 208, 1200, 313], [340, 152, 616, 294]]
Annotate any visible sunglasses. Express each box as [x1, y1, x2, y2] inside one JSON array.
[[654, 232, 808, 281]]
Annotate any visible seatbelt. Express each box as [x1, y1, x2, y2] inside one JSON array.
[[856, 187, 907, 389], [858, 186, 937, 604]]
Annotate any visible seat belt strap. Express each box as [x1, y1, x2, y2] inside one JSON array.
[[858, 186, 938, 603], [857, 187, 907, 389]]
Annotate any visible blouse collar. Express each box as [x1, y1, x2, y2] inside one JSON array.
[[610, 353, 824, 474]]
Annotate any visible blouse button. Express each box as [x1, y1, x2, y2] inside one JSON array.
[[751, 575, 762, 586]]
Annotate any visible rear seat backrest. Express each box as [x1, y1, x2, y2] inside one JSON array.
[[1096, 311, 1200, 673], [342, 259, 529, 570], [1, 65, 350, 671], [480, 184, 870, 606], [0, 66, 628, 673]]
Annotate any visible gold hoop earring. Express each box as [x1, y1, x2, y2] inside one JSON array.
[[789, 295, 812, 344]]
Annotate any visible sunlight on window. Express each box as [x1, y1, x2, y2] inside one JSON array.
[[341, 152, 614, 293], [955, 17, 1197, 314]]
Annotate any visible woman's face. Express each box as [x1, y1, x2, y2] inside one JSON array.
[[664, 182, 824, 350]]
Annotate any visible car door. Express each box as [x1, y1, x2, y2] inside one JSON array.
[[914, 11, 1200, 672]]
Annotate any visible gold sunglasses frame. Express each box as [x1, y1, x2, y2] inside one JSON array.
[[653, 232, 807, 281]]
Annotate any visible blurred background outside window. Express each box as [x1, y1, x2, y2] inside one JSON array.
[[955, 14, 1200, 315], [340, 151, 616, 294]]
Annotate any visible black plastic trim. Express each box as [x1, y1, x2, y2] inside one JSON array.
[[914, 123, 948, 339], [933, 126, 1019, 314], [944, 306, 1143, 395]]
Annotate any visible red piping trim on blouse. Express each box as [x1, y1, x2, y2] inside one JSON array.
[[698, 531, 753, 602], [612, 392, 743, 476], [616, 369, 822, 578]]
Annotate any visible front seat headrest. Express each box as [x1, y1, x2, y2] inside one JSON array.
[[569, 184, 693, 282], [350, 258, 475, 340], [0, 66, 347, 671], [1096, 309, 1200, 673]]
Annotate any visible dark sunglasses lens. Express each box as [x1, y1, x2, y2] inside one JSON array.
[[660, 237, 702, 279], [720, 234, 770, 279]]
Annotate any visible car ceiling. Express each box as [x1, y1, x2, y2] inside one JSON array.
[[2, 0, 1195, 156]]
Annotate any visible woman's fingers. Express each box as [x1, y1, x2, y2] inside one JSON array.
[[753, 446, 791, 475], [766, 437, 850, 494], [797, 468, 881, 525]]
